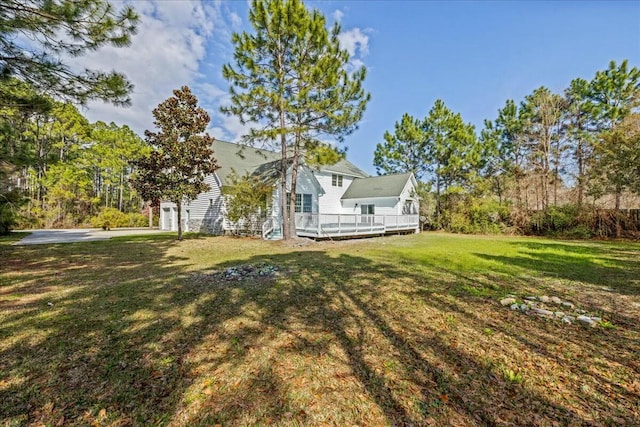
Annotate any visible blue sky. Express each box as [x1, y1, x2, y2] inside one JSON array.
[[81, 0, 640, 174]]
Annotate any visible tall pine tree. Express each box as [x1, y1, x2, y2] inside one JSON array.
[[222, 0, 369, 239], [0, 0, 138, 106], [373, 113, 430, 181]]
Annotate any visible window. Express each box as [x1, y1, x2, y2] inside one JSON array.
[[332, 174, 343, 187], [295, 193, 302, 212], [302, 194, 312, 213], [360, 204, 375, 215], [286, 193, 312, 213]]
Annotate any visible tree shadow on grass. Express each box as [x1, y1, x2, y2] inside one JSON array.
[[177, 252, 636, 425], [473, 240, 640, 295], [1, 239, 638, 425]]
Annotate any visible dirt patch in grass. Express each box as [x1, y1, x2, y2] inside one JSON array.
[[1, 233, 638, 426]]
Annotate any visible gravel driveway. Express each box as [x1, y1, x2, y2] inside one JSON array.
[[14, 228, 171, 245]]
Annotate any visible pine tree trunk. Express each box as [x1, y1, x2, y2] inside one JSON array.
[[515, 173, 522, 208], [435, 164, 441, 226], [118, 166, 124, 212], [289, 136, 301, 238], [279, 109, 290, 240], [577, 136, 584, 207]]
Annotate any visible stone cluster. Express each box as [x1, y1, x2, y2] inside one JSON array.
[[192, 263, 279, 283], [499, 294, 602, 327], [215, 263, 278, 280]]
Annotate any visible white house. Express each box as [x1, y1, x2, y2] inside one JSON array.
[[160, 140, 419, 239]]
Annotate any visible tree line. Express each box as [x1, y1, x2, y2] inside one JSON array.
[[374, 60, 640, 237], [2, 0, 637, 240], [1, 0, 369, 240], [0, 0, 140, 233], [0, 78, 149, 230]]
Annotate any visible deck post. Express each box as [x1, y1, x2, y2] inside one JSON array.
[[355, 214, 358, 234]]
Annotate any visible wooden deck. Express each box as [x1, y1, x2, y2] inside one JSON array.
[[293, 213, 419, 239]]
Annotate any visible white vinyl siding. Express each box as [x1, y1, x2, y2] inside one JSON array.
[[342, 198, 398, 216], [314, 171, 355, 214], [272, 167, 320, 217], [159, 173, 226, 233]]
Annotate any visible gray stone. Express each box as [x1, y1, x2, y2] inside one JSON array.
[[564, 315, 576, 321], [506, 294, 516, 298], [531, 308, 554, 317], [577, 315, 597, 327], [500, 297, 517, 306], [510, 303, 520, 311], [590, 317, 602, 322], [554, 311, 565, 318], [519, 303, 530, 311], [539, 295, 550, 303], [562, 316, 572, 324], [561, 301, 575, 309], [550, 296, 563, 304], [524, 296, 538, 301]]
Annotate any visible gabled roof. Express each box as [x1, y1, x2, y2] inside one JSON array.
[[212, 140, 280, 185], [341, 172, 415, 199], [317, 159, 369, 178], [212, 139, 368, 184], [250, 158, 290, 184]]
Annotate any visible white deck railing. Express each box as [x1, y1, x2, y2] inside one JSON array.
[[293, 213, 419, 237]]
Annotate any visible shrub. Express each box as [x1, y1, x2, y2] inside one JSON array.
[[565, 225, 594, 239], [446, 198, 510, 234], [91, 208, 122, 230], [0, 202, 14, 235], [90, 208, 148, 230], [526, 204, 598, 238]]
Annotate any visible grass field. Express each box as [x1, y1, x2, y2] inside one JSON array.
[[1, 232, 639, 426]]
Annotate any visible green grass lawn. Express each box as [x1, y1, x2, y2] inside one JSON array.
[[1, 232, 639, 426]]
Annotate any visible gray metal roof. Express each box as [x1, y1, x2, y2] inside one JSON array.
[[212, 140, 368, 184], [318, 158, 369, 178], [341, 173, 414, 199], [212, 140, 280, 185]]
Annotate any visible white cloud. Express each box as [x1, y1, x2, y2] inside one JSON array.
[[66, 1, 371, 144], [332, 9, 344, 22], [208, 111, 256, 142], [348, 58, 366, 72], [70, 0, 231, 136], [229, 11, 242, 30], [338, 28, 370, 58], [196, 82, 226, 103]]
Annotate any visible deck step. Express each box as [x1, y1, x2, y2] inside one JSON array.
[[264, 230, 282, 240]]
